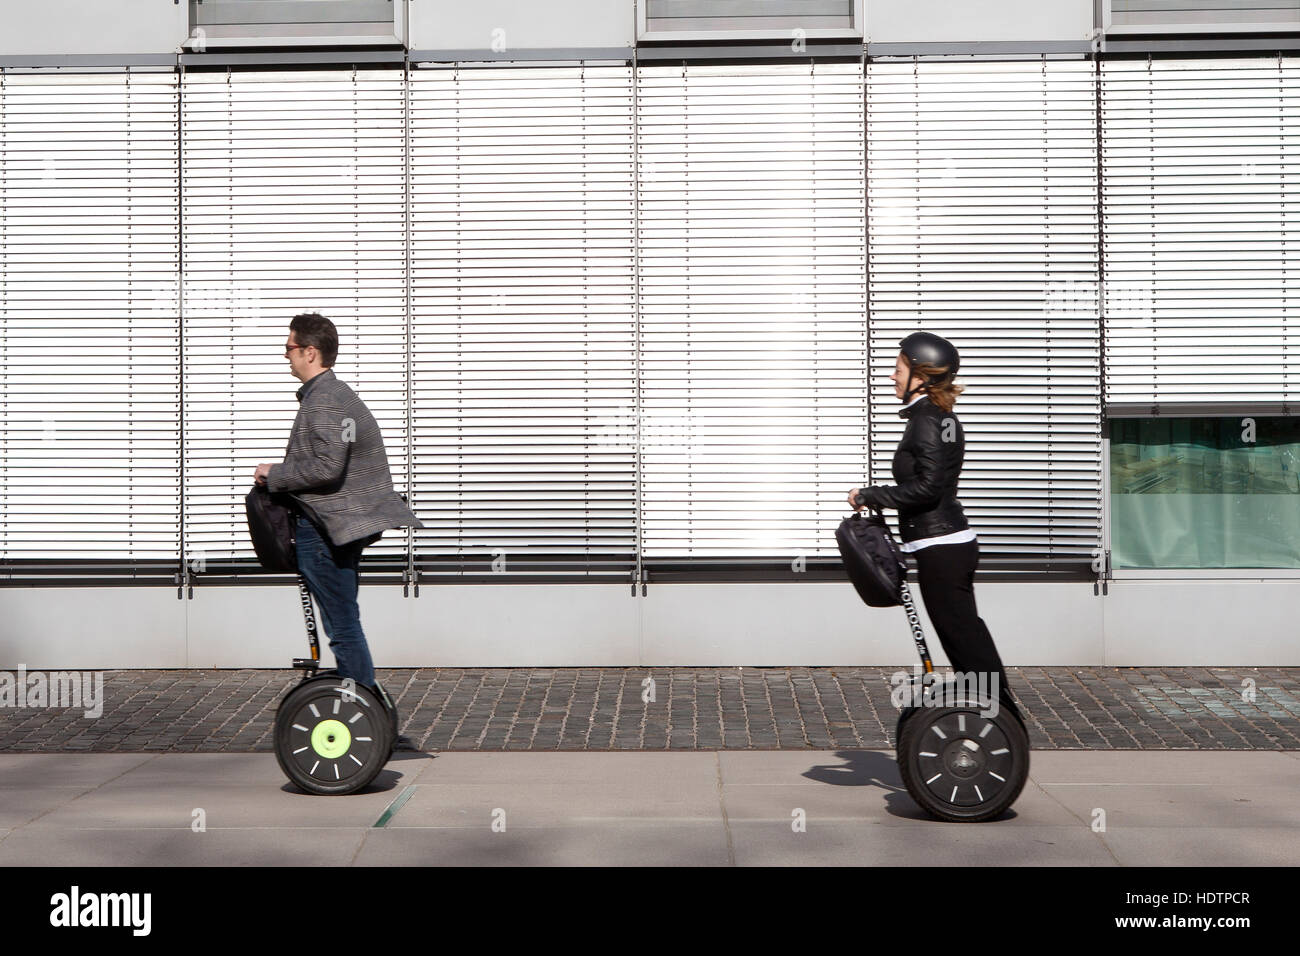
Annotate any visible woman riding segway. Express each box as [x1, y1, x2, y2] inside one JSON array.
[[847, 332, 1029, 821]]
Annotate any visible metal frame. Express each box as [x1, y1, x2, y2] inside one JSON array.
[[409, 48, 633, 64], [1108, 23, 1300, 35], [6, 41, 1300, 72], [1103, 0, 1300, 36], [636, 0, 865, 43], [0, 55, 176, 68], [1094, 43, 1110, 596], [1112, 568, 1300, 580], [867, 41, 1093, 56], [1100, 409, 1113, 592], [1106, 403, 1298, 418], [632, 49, 645, 599], [635, 41, 862, 60], [179, 50, 405, 67], [184, 0, 406, 49]]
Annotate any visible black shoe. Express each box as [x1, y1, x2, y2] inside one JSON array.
[[393, 734, 416, 750]]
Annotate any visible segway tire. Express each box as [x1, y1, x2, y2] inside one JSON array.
[[372, 680, 400, 755], [274, 676, 394, 795], [897, 700, 1029, 823]]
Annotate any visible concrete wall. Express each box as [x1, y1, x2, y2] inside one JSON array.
[[0, 1, 1098, 59], [0, 0, 189, 57], [864, 0, 1095, 43], [410, 0, 634, 52], [1, 578, 1293, 669]]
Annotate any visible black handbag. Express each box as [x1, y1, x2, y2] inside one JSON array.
[[245, 483, 300, 573], [835, 508, 908, 607]]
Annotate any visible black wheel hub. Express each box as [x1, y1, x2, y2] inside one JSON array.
[[913, 710, 1016, 808]]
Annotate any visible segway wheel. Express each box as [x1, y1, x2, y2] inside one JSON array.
[[895, 705, 920, 742], [274, 677, 393, 795], [897, 702, 1029, 823], [373, 680, 400, 755]]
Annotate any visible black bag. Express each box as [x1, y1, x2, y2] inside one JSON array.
[[835, 509, 908, 607], [245, 483, 300, 573]]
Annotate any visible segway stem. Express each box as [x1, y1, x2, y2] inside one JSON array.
[[292, 574, 321, 674], [898, 578, 934, 674], [866, 504, 934, 675]]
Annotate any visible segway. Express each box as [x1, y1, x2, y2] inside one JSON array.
[[846, 498, 1030, 822], [272, 575, 399, 795]]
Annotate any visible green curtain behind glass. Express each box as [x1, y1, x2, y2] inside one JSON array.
[[1111, 418, 1300, 569]]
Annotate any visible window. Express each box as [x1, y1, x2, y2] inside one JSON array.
[[0, 70, 180, 572], [181, 68, 410, 570], [868, 58, 1102, 571], [1106, 0, 1300, 34], [637, 60, 866, 562], [1109, 416, 1300, 568], [638, 0, 863, 42], [187, 0, 403, 49], [409, 64, 638, 579]]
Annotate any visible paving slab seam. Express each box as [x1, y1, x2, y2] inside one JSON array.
[[714, 752, 736, 866], [1024, 774, 1122, 865]]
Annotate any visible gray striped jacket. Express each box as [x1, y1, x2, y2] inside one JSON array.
[[266, 369, 424, 547]]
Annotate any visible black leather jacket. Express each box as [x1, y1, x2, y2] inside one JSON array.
[[864, 395, 970, 544]]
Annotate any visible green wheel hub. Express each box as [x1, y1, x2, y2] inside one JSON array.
[[310, 718, 351, 759]]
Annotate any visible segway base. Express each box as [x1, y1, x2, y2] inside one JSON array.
[[896, 693, 1030, 823], [273, 674, 395, 796], [272, 577, 399, 794]]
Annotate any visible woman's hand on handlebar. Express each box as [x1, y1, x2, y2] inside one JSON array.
[[848, 488, 865, 510]]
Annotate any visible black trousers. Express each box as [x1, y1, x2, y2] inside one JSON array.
[[911, 537, 1021, 720]]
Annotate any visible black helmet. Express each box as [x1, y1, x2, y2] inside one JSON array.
[[898, 332, 960, 404]]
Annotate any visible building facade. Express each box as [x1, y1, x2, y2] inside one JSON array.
[[1, 1, 1298, 667]]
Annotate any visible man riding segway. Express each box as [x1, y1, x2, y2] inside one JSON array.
[[254, 312, 424, 794]]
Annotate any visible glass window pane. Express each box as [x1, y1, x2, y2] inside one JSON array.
[[1110, 416, 1300, 568]]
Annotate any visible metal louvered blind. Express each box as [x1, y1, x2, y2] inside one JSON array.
[[14, 55, 1300, 582], [1101, 56, 1300, 407], [408, 65, 638, 577], [637, 61, 867, 560], [181, 68, 411, 568], [190, 0, 402, 46], [1109, 0, 1300, 31], [866, 59, 1101, 566], [0, 70, 180, 564], [644, 0, 857, 33]]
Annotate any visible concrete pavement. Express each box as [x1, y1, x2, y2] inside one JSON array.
[[1, 750, 1297, 866]]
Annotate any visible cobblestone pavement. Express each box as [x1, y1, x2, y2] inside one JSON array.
[[1, 667, 1297, 752]]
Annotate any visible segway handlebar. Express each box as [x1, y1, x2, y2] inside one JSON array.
[[853, 493, 884, 514]]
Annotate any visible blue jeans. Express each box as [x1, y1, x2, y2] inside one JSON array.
[[295, 514, 375, 688]]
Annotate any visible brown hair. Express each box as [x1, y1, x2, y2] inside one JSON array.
[[911, 360, 964, 412], [289, 312, 338, 368]]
